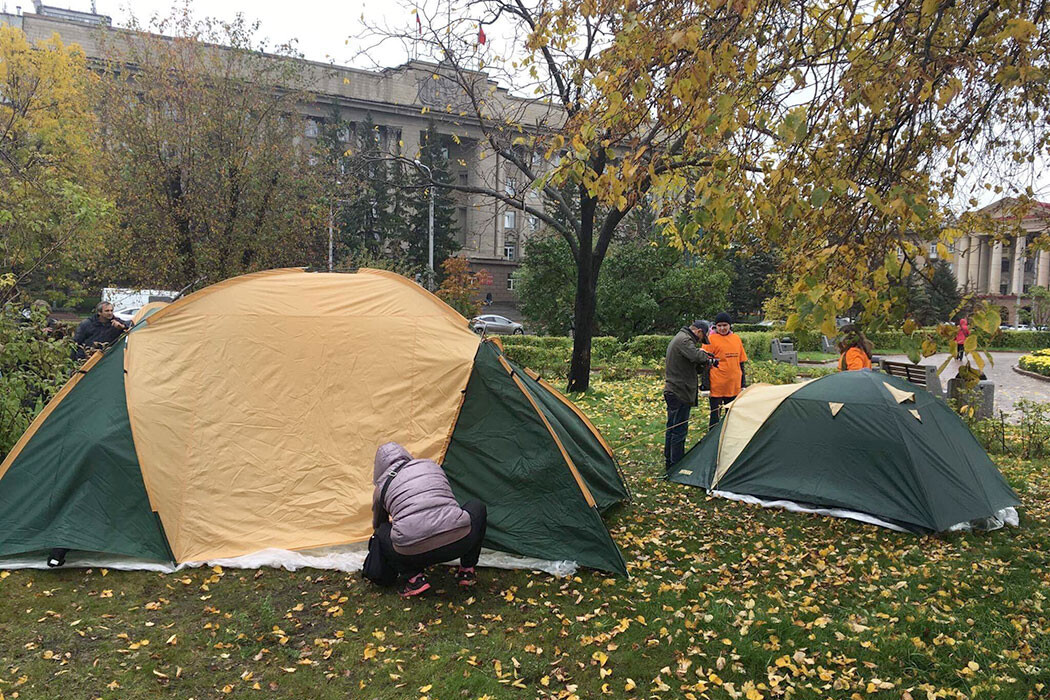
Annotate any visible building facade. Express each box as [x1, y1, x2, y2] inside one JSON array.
[[2, 5, 550, 318], [950, 199, 1050, 324]]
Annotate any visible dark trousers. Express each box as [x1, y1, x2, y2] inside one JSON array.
[[709, 396, 734, 427], [376, 500, 487, 578], [664, 391, 692, 471]]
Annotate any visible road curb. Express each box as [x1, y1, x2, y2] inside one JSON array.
[[1011, 365, 1050, 383]]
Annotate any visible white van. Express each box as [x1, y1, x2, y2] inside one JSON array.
[[101, 287, 178, 323]]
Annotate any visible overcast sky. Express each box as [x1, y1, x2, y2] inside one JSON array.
[[50, 0, 420, 68]]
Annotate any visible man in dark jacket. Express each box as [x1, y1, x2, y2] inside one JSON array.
[[663, 320, 716, 472], [73, 302, 127, 360]]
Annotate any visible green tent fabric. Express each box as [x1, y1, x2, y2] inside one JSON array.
[[0, 339, 172, 561], [668, 371, 1020, 533], [515, 369, 629, 512], [443, 342, 628, 575]]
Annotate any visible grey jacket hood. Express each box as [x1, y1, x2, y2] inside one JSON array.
[[374, 441, 412, 484], [371, 441, 473, 554]]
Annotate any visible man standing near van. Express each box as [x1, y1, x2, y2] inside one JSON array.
[[704, 312, 748, 427], [73, 302, 127, 360], [663, 320, 716, 472]]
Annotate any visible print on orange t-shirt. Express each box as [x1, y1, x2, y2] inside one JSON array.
[[703, 332, 748, 398], [841, 346, 872, 371]]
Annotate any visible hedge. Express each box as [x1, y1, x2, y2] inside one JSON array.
[[616, 332, 779, 363], [990, 330, 1050, 350], [500, 329, 1050, 375], [499, 343, 570, 377]]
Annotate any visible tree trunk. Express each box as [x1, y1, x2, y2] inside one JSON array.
[[567, 246, 597, 392]]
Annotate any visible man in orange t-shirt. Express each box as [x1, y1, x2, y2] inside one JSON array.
[[703, 312, 748, 427]]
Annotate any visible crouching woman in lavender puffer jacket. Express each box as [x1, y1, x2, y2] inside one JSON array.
[[372, 442, 488, 597]]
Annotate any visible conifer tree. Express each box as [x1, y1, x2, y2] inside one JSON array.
[[406, 125, 460, 281], [342, 116, 405, 259], [928, 260, 962, 323]]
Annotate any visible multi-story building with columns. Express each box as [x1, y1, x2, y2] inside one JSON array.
[[951, 198, 1050, 324], [2, 3, 554, 318]]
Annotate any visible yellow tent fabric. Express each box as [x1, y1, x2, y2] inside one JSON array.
[[712, 381, 810, 488], [124, 268, 480, 562]]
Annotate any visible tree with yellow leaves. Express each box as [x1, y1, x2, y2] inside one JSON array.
[[94, 10, 327, 290], [0, 25, 112, 307], [371, 0, 1049, 390]]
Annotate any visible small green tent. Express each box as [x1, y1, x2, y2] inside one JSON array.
[[0, 269, 628, 574], [667, 371, 1019, 533]]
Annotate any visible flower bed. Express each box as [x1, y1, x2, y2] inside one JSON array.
[[1018, 348, 1050, 377]]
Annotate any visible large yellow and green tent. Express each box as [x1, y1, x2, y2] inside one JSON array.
[[668, 371, 1019, 533], [0, 269, 628, 574]]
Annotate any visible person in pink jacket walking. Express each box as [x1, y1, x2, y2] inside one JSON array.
[[372, 442, 487, 597]]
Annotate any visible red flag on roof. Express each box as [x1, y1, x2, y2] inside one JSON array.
[[416, 13, 422, 34], [478, 25, 486, 45]]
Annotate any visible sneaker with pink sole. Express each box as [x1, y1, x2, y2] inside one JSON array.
[[455, 566, 477, 587], [399, 573, 431, 597]]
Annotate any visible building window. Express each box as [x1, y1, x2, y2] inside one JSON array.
[[457, 207, 467, 245], [505, 178, 517, 196], [529, 215, 540, 233], [459, 172, 468, 186], [507, 274, 517, 291], [504, 243, 516, 261], [1002, 259, 1010, 273], [504, 211, 516, 229], [304, 119, 321, 138], [928, 243, 938, 259]]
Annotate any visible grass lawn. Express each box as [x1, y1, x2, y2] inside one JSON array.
[[1, 375, 1047, 699], [796, 351, 839, 364]]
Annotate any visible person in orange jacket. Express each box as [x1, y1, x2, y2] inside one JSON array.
[[703, 312, 748, 426], [837, 325, 873, 371]]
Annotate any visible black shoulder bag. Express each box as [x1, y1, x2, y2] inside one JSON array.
[[361, 461, 409, 587]]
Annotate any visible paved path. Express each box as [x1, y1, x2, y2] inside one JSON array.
[[882, 352, 1050, 419]]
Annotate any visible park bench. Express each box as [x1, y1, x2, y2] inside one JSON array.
[[771, 337, 798, 365], [876, 359, 944, 399], [878, 360, 997, 418]]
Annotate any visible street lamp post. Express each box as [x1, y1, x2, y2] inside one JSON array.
[[414, 159, 435, 291], [327, 203, 334, 272], [327, 183, 349, 273]]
